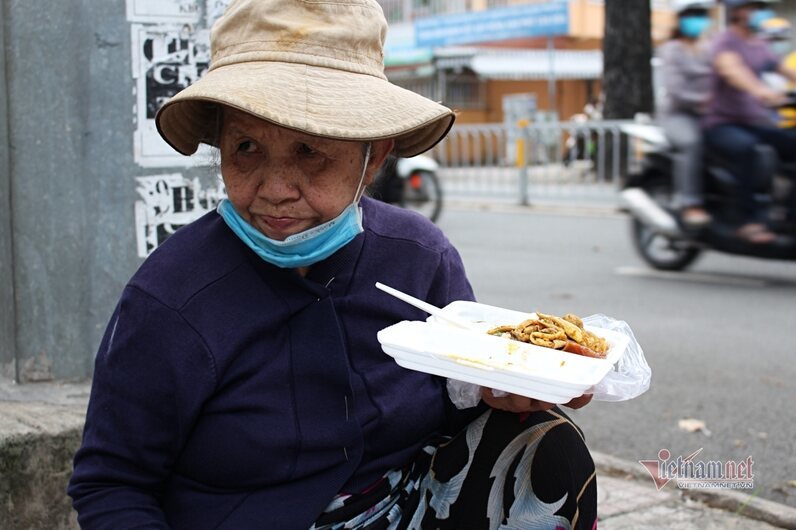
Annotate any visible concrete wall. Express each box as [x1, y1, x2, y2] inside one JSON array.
[[0, 381, 89, 530], [0, 0, 16, 380], [1, 0, 221, 382], [3, 1, 136, 382]]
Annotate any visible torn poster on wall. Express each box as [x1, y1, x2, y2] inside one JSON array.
[[128, 0, 231, 256], [134, 174, 227, 257], [128, 0, 230, 168]]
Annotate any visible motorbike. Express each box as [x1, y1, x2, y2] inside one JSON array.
[[368, 154, 443, 223], [620, 122, 796, 271]]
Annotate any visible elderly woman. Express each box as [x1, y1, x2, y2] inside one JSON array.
[[68, 0, 596, 528]]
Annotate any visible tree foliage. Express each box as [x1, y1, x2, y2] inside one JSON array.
[[602, 0, 654, 119]]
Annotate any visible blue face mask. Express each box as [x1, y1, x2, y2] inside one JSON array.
[[749, 9, 775, 31], [217, 143, 371, 269], [679, 16, 712, 38]]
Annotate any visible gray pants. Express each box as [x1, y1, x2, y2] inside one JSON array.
[[661, 113, 705, 208]]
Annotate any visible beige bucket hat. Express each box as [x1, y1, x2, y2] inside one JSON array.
[[156, 0, 455, 158]]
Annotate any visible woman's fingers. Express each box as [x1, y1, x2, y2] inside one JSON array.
[[564, 394, 593, 410], [480, 388, 557, 413], [480, 389, 594, 412]]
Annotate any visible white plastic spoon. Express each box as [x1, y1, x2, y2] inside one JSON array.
[[375, 282, 478, 331]]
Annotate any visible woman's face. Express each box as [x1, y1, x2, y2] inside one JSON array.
[[219, 108, 392, 241]]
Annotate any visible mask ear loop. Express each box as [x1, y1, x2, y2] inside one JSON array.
[[352, 142, 372, 203]]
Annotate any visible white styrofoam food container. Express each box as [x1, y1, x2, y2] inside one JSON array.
[[377, 301, 630, 404]]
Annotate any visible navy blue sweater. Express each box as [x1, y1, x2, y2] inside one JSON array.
[[68, 198, 481, 529]]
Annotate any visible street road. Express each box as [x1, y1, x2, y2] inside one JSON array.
[[437, 204, 796, 508]]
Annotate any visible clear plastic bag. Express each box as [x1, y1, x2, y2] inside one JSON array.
[[446, 314, 651, 409], [581, 314, 651, 401], [446, 378, 483, 409]]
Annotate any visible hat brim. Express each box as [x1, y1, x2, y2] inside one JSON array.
[[156, 61, 455, 158]]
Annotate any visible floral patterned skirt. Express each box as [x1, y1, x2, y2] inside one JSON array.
[[311, 408, 597, 530]]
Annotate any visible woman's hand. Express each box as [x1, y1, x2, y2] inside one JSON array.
[[753, 86, 788, 108], [480, 388, 593, 413]]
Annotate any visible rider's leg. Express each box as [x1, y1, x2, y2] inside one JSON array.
[[704, 124, 758, 217], [661, 113, 710, 226], [748, 126, 796, 167], [704, 124, 776, 242], [752, 126, 796, 228]]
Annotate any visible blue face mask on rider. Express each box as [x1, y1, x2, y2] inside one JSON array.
[[679, 16, 712, 38], [749, 9, 775, 31], [217, 143, 372, 269]]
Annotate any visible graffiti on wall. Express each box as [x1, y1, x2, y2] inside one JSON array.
[[134, 174, 226, 257], [128, 0, 231, 256]]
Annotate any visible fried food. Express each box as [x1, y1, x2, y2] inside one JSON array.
[[536, 312, 584, 343], [487, 311, 608, 359]]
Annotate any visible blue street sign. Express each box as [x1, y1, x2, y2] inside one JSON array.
[[415, 2, 569, 48]]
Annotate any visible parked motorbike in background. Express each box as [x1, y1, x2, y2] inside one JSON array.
[[620, 121, 796, 271], [368, 155, 443, 222]]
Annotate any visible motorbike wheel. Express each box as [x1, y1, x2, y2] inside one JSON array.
[[400, 170, 443, 223], [631, 178, 702, 271]]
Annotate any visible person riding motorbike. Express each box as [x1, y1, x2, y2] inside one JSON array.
[[703, 0, 796, 243], [657, 0, 716, 228]]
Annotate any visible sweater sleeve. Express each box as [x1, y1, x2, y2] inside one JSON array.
[[660, 42, 710, 112], [68, 286, 217, 529], [425, 244, 475, 307]]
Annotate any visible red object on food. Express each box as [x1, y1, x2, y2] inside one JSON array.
[[562, 341, 606, 359]]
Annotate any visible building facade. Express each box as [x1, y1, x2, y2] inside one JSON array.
[[378, 0, 677, 124]]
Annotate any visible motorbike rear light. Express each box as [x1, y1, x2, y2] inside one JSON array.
[[410, 172, 423, 189]]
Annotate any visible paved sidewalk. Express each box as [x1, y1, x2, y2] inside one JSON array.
[[593, 453, 796, 529], [2, 378, 796, 529]]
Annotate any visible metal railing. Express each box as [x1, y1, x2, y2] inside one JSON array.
[[429, 120, 638, 206]]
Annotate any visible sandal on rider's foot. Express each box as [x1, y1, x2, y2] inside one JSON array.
[[681, 207, 712, 228], [735, 223, 776, 244]]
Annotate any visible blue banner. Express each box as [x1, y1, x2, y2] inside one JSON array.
[[415, 2, 569, 48]]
